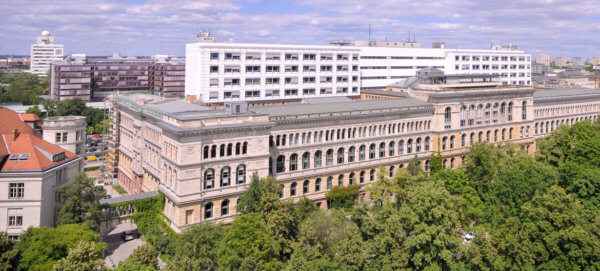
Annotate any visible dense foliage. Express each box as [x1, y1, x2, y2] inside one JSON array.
[[0, 72, 47, 105], [56, 173, 107, 230], [8, 224, 103, 271], [156, 121, 600, 270]]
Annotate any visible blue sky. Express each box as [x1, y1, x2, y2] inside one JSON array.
[[1, 0, 598, 57]]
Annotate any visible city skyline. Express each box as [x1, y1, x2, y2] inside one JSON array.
[[1, 0, 599, 57]]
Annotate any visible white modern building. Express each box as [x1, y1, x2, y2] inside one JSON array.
[[185, 35, 531, 103], [30, 31, 64, 76], [358, 46, 531, 89], [185, 41, 361, 103]]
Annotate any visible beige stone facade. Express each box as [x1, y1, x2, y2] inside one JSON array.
[[113, 83, 600, 232]]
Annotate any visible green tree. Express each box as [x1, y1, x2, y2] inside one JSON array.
[[15, 224, 102, 271], [166, 223, 223, 271], [0, 72, 47, 105], [237, 176, 281, 214], [429, 152, 444, 174], [56, 173, 107, 230], [0, 232, 18, 271], [287, 210, 367, 271], [53, 240, 106, 271], [26, 104, 44, 118], [326, 185, 359, 209], [217, 213, 284, 271]]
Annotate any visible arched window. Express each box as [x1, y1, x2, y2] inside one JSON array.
[[509, 128, 514, 139], [326, 149, 334, 165], [227, 143, 233, 156], [337, 147, 345, 164], [338, 174, 344, 187], [349, 172, 355, 185], [220, 166, 230, 187], [508, 102, 513, 120], [424, 160, 431, 172], [416, 137, 422, 152], [470, 132, 475, 145], [302, 152, 310, 169], [359, 145, 366, 160], [398, 140, 405, 154], [242, 141, 247, 154], [369, 144, 376, 159], [407, 139, 413, 153], [389, 141, 395, 156], [303, 179, 309, 194], [276, 155, 285, 173], [486, 131, 491, 142], [203, 146, 209, 159], [204, 202, 213, 219], [219, 144, 225, 157], [424, 137, 430, 151], [235, 142, 241, 155], [442, 136, 448, 150], [315, 178, 321, 192], [327, 176, 333, 190], [379, 142, 386, 158], [348, 146, 356, 162], [461, 134, 466, 147], [478, 131, 483, 142], [522, 100, 527, 120], [360, 171, 365, 183], [221, 199, 229, 216], [449, 136, 455, 149], [389, 166, 395, 178], [211, 145, 217, 158], [236, 164, 246, 184], [290, 182, 297, 196], [494, 130, 498, 142], [502, 128, 506, 140], [314, 151, 322, 168], [289, 153, 298, 171], [369, 169, 376, 181], [204, 169, 215, 189], [444, 107, 452, 128]]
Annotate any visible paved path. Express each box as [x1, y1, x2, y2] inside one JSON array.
[[103, 222, 144, 268]]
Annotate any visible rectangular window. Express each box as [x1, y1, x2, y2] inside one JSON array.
[[266, 53, 280, 60], [320, 65, 332, 72], [285, 53, 299, 60], [266, 65, 280, 72], [245, 65, 260, 73], [224, 78, 240, 86], [284, 77, 298, 84], [319, 76, 332, 83], [210, 66, 219, 73], [265, 77, 280, 85], [245, 90, 261, 97], [320, 88, 332, 94], [336, 65, 348, 71], [245, 78, 260, 85], [320, 54, 333, 60], [62, 132, 67, 143], [8, 183, 24, 199], [245, 52, 261, 60], [210, 52, 219, 60], [303, 54, 316, 60], [209, 78, 219, 86], [303, 77, 316, 83], [302, 88, 316, 95], [224, 52, 241, 60], [285, 89, 298, 96], [7, 215, 22, 227], [55, 133, 61, 143], [336, 54, 348, 60], [284, 65, 298, 72], [224, 65, 240, 73], [303, 65, 316, 72]]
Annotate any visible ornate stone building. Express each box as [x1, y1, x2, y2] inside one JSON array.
[[113, 72, 600, 232]]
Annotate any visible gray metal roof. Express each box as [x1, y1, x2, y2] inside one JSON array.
[[251, 97, 431, 117], [100, 191, 158, 205], [533, 88, 600, 104]]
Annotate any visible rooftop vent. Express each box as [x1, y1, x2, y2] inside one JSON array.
[[224, 101, 249, 115]]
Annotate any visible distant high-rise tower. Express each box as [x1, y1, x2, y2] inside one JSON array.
[[30, 30, 64, 76]]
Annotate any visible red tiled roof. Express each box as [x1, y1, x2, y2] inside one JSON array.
[[18, 113, 40, 122], [0, 107, 78, 172]]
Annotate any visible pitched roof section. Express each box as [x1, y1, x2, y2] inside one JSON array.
[[0, 107, 78, 173]]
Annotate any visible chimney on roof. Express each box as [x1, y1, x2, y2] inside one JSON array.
[[12, 129, 19, 140]]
